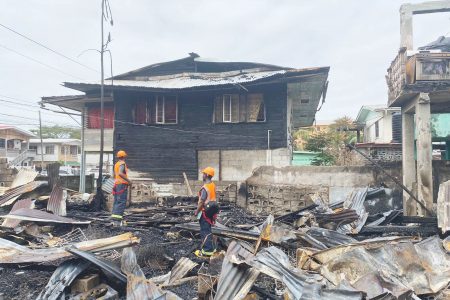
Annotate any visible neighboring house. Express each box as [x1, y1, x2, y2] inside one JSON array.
[[355, 105, 401, 143], [41, 53, 329, 182], [29, 139, 81, 169], [0, 124, 35, 166]]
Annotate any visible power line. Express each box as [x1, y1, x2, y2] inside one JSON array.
[[0, 98, 40, 108], [0, 112, 80, 127], [0, 44, 84, 80], [0, 23, 98, 73]]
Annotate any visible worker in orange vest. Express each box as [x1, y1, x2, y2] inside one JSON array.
[[194, 167, 219, 257], [111, 150, 132, 225]]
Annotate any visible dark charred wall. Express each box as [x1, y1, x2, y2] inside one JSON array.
[[113, 84, 288, 182]]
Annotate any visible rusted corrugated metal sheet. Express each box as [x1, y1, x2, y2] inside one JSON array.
[[0, 181, 46, 207], [1, 208, 90, 224], [168, 257, 197, 285], [314, 236, 450, 298], [337, 188, 368, 234], [121, 247, 182, 300], [215, 241, 260, 300], [10, 169, 38, 188], [1, 198, 34, 228], [0, 232, 139, 264], [68, 247, 127, 283], [437, 180, 450, 233], [36, 259, 91, 300], [47, 182, 66, 216], [231, 246, 364, 300]]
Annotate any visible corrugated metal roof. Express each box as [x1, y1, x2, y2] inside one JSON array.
[[314, 236, 450, 298], [0, 181, 47, 207], [215, 240, 260, 300], [168, 257, 197, 285], [36, 259, 91, 300], [47, 182, 66, 216], [0, 232, 139, 264], [66, 69, 286, 90], [1, 198, 34, 228], [1, 208, 90, 224], [64, 67, 328, 92], [10, 169, 38, 188]]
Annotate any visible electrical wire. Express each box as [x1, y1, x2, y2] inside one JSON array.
[[0, 44, 84, 80], [0, 22, 98, 73], [0, 112, 80, 127]]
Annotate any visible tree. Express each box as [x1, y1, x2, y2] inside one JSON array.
[[30, 125, 81, 139], [303, 116, 357, 166]]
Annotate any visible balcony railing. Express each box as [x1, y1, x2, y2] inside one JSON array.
[[387, 49, 450, 105], [387, 48, 407, 105]]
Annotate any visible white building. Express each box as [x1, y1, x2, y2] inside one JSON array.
[[0, 124, 35, 166], [28, 138, 81, 169], [355, 105, 401, 143]]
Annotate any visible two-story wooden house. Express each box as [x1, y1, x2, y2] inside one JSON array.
[[42, 54, 329, 182]]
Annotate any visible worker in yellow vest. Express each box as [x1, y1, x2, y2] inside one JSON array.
[[194, 167, 219, 257], [111, 150, 132, 225]]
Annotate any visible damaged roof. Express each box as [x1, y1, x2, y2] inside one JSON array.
[[63, 67, 329, 93]]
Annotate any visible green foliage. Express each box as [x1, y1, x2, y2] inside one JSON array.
[[300, 116, 357, 166], [30, 125, 81, 139]]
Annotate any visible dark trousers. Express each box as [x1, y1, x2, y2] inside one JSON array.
[[112, 184, 128, 218], [199, 215, 214, 252]]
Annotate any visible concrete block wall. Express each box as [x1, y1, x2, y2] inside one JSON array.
[[198, 148, 291, 181], [0, 158, 16, 187], [245, 164, 404, 215], [247, 183, 328, 215]]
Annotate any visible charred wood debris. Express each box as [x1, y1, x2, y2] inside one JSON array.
[[0, 169, 448, 300]]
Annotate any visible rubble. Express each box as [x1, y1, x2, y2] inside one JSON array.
[[0, 165, 448, 300]]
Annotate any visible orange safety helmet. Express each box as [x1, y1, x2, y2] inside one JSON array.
[[116, 150, 128, 158], [202, 167, 215, 177]]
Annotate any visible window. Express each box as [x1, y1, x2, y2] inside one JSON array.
[[61, 146, 67, 155], [29, 145, 37, 151], [156, 95, 177, 124], [0, 138, 5, 149], [375, 121, 380, 138], [45, 145, 55, 155], [87, 104, 114, 129], [214, 93, 265, 123], [70, 145, 78, 155], [132, 96, 178, 125]]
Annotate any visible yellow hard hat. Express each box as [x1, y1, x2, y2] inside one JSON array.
[[116, 150, 127, 158], [202, 167, 215, 177]]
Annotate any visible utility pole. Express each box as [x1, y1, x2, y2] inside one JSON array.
[[79, 108, 86, 193], [92, 0, 106, 210], [39, 111, 44, 170]]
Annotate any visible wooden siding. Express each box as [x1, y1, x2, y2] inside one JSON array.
[[113, 83, 288, 182]]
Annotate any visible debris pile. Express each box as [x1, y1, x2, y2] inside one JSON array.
[[0, 166, 449, 299]]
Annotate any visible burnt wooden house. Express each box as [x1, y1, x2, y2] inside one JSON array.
[[42, 54, 329, 182]]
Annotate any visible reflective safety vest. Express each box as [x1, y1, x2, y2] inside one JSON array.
[[200, 182, 216, 204], [114, 160, 129, 185]]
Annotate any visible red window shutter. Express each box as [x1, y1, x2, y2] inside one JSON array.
[[88, 107, 101, 129], [88, 105, 114, 128], [104, 106, 114, 128], [135, 101, 147, 124]]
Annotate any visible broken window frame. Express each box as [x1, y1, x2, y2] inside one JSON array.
[[215, 93, 266, 124]]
